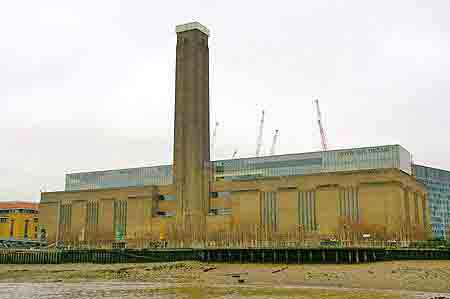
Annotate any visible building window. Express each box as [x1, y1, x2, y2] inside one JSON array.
[[9, 219, 15, 238], [113, 200, 127, 240], [59, 204, 72, 226], [298, 190, 317, 232], [260, 191, 279, 232], [159, 195, 176, 201], [156, 211, 176, 217], [24, 220, 29, 239], [0, 218, 7, 223], [338, 187, 360, 223], [208, 208, 231, 216], [86, 200, 99, 227]]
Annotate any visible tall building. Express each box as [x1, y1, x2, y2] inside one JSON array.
[[413, 165, 450, 239], [173, 22, 211, 239]]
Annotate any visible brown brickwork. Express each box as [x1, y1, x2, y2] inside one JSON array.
[[173, 23, 211, 240], [40, 168, 430, 246]]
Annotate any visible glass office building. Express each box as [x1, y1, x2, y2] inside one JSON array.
[[66, 144, 411, 191], [413, 164, 450, 239], [65, 165, 173, 191]]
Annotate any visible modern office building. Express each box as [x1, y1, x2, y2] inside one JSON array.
[[65, 144, 412, 191], [413, 165, 450, 239], [0, 202, 39, 241]]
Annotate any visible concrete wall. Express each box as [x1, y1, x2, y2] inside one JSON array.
[[277, 189, 298, 233], [315, 186, 339, 235], [39, 202, 58, 242]]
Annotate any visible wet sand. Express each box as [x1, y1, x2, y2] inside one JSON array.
[[0, 261, 449, 298]]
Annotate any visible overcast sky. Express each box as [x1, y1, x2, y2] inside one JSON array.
[[1, 0, 449, 202]]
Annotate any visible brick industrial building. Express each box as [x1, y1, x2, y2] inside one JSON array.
[[39, 22, 447, 246]]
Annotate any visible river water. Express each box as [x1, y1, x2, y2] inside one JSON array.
[[0, 282, 448, 299]]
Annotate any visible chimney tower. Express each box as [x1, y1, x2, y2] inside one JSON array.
[[173, 22, 211, 242]]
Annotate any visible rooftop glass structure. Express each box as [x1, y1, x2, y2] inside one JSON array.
[[65, 144, 411, 191], [413, 164, 450, 239]]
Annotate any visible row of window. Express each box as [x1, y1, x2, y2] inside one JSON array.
[[66, 146, 409, 191], [414, 165, 450, 181], [414, 165, 450, 239], [339, 188, 360, 223], [260, 192, 278, 232], [298, 191, 317, 232], [0, 209, 38, 215], [0, 219, 37, 238], [0, 217, 38, 223], [208, 208, 232, 216], [66, 165, 173, 191]]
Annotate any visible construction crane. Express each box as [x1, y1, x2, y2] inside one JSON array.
[[211, 121, 219, 155], [255, 110, 265, 157], [232, 149, 238, 159], [314, 99, 328, 151], [269, 129, 279, 155]]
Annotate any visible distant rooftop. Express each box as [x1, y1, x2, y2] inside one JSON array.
[[0, 201, 39, 211]]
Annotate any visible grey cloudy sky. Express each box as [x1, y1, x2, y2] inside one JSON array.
[[1, 0, 449, 202]]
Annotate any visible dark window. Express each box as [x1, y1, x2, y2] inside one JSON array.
[[156, 211, 175, 217], [9, 220, 15, 237], [24, 220, 29, 238], [159, 195, 176, 201]]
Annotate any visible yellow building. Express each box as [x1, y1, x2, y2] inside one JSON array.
[[40, 168, 431, 247], [0, 202, 39, 240]]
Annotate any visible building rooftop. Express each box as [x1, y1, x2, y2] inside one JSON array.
[[0, 201, 39, 211], [62, 144, 413, 192], [176, 22, 210, 36], [66, 144, 406, 175]]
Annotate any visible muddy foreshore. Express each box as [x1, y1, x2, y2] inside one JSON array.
[[0, 260, 449, 298]]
